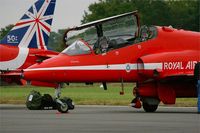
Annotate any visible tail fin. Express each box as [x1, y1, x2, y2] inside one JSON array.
[[0, 0, 56, 50]]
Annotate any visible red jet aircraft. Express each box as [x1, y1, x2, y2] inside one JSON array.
[[0, 0, 58, 86], [23, 11, 200, 113]]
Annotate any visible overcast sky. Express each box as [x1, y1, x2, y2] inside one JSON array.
[[0, 0, 99, 32]]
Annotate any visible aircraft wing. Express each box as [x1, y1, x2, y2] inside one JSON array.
[[31, 51, 59, 62]]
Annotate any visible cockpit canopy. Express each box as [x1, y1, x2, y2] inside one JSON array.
[[62, 11, 157, 56]]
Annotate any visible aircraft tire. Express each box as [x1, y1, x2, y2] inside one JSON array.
[[142, 102, 158, 112], [57, 99, 69, 113], [62, 97, 75, 110]]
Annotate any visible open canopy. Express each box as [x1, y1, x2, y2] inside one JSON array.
[[61, 11, 157, 56]]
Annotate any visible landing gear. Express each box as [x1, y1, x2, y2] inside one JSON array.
[[131, 97, 159, 112], [131, 87, 142, 109], [56, 98, 69, 113], [142, 97, 160, 112], [55, 84, 75, 113], [130, 98, 141, 108], [56, 97, 75, 113], [142, 102, 158, 112], [131, 84, 159, 112], [63, 97, 75, 110]]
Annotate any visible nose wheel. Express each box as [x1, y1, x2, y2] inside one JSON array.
[[55, 84, 75, 113], [56, 98, 69, 113]]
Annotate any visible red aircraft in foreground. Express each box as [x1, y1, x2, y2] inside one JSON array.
[[23, 11, 200, 113], [0, 0, 58, 86]]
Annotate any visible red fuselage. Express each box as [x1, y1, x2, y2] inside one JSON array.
[[24, 26, 200, 83]]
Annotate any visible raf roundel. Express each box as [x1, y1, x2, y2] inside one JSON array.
[[126, 63, 131, 73]]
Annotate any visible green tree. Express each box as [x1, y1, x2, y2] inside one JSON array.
[[0, 24, 14, 40], [82, 0, 199, 31], [167, 0, 199, 31], [48, 29, 66, 52]]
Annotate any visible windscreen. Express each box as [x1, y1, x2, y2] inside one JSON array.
[[62, 40, 91, 56]]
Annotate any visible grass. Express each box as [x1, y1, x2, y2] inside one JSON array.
[[0, 83, 197, 107]]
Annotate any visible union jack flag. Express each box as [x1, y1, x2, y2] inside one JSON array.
[[1, 0, 56, 50]]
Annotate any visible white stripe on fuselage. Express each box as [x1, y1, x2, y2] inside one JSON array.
[[143, 63, 163, 70], [0, 47, 29, 70], [24, 63, 163, 71]]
